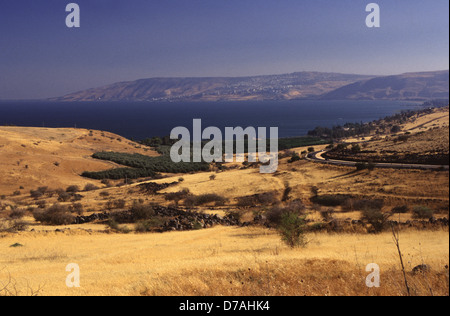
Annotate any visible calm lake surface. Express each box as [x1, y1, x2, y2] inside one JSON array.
[[0, 100, 423, 140]]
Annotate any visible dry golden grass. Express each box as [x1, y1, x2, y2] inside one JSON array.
[[0, 227, 448, 296], [1, 109, 449, 296], [0, 126, 157, 195]]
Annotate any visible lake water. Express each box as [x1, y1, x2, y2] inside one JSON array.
[[0, 100, 423, 140]]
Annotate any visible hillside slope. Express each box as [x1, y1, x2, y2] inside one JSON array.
[[0, 127, 157, 195], [321, 70, 449, 101], [51, 72, 374, 102]]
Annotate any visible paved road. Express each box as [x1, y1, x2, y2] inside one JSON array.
[[306, 150, 449, 171]]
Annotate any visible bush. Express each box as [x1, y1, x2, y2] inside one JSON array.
[[57, 191, 72, 202], [361, 209, 391, 233], [105, 199, 126, 210], [278, 212, 307, 248], [84, 183, 100, 191], [288, 153, 301, 163], [347, 199, 384, 212], [33, 204, 75, 225], [135, 217, 166, 232], [0, 219, 29, 232], [412, 206, 434, 219], [9, 208, 27, 219], [66, 185, 80, 193], [69, 203, 84, 215], [130, 202, 155, 221], [165, 189, 191, 207], [266, 201, 305, 227], [30, 187, 48, 199], [310, 194, 350, 207], [319, 209, 335, 221], [391, 205, 409, 214], [184, 193, 228, 207], [236, 192, 279, 208]]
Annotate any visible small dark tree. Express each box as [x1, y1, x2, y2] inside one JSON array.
[[278, 212, 307, 248]]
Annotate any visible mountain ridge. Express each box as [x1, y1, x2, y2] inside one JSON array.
[[51, 70, 449, 102]]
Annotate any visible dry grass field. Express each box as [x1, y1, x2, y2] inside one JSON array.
[[0, 107, 448, 296], [1, 227, 448, 296], [0, 127, 158, 195]]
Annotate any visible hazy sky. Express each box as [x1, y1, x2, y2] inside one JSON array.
[[0, 0, 448, 99]]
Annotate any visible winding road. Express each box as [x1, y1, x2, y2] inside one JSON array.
[[306, 150, 449, 171]]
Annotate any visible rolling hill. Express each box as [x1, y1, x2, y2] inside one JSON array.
[[51, 72, 374, 102], [321, 70, 449, 101], [51, 70, 449, 102]]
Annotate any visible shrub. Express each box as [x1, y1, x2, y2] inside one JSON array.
[[84, 183, 100, 191], [33, 204, 75, 225], [391, 205, 409, 214], [30, 186, 48, 199], [9, 208, 26, 220], [184, 193, 228, 207], [266, 201, 305, 227], [66, 185, 80, 193], [69, 203, 84, 215], [319, 209, 335, 221], [0, 219, 29, 232], [224, 210, 243, 222], [278, 212, 307, 248], [361, 209, 391, 233], [57, 191, 72, 202], [36, 200, 47, 209], [348, 199, 384, 212], [236, 192, 279, 208], [310, 194, 350, 207], [105, 199, 126, 210], [165, 189, 191, 207], [135, 217, 166, 232], [288, 153, 301, 163], [351, 144, 361, 153], [194, 194, 227, 206], [130, 202, 155, 221], [412, 206, 434, 219]]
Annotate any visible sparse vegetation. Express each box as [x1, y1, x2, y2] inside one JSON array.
[[412, 206, 435, 219], [32, 204, 75, 225]]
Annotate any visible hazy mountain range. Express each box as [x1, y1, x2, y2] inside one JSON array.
[[52, 70, 449, 102]]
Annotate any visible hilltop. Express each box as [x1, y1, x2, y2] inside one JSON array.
[[0, 127, 158, 195]]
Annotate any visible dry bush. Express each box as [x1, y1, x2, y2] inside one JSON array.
[[33, 204, 75, 225], [266, 201, 305, 227], [184, 193, 228, 208], [0, 219, 29, 233], [8, 209, 26, 220]]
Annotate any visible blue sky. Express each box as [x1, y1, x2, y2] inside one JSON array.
[[0, 0, 448, 99]]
